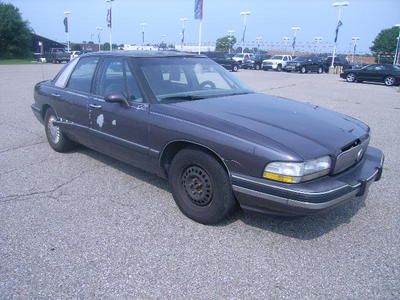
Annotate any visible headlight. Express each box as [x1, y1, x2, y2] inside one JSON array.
[[296, 63, 301, 66], [263, 156, 331, 183]]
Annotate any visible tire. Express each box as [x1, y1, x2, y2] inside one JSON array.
[[255, 63, 261, 70], [317, 66, 323, 74], [346, 73, 356, 82], [277, 64, 282, 72], [384, 75, 396, 86], [300, 66, 307, 74], [44, 108, 76, 152], [232, 64, 238, 72], [168, 148, 236, 224]]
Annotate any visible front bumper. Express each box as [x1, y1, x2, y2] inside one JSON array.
[[262, 64, 277, 70], [232, 146, 384, 216]]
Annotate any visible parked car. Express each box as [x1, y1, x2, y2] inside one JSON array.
[[324, 56, 350, 72], [340, 64, 400, 86], [262, 55, 292, 71], [45, 48, 70, 64], [31, 51, 384, 224], [70, 51, 81, 60], [242, 54, 271, 70], [285, 56, 324, 73], [203, 52, 240, 72], [232, 53, 254, 64]]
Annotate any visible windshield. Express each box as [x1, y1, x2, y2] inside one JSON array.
[[136, 57, 253, 103], [271, 55, 283, 60], [293, 56, 307, 62]]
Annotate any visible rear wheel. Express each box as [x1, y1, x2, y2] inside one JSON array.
[[255, 63, 261, 70], [44, 108, 76, 152], [300, 66, 307, 74], [384, 75, 396, 86], [317, 66, 323, 74], [232, 64, 238, 72], [168, 148, 236, 224], [346, 73, 356, 82]]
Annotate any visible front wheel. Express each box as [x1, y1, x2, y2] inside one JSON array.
[[277, 64, 282, 72], [346, 73, 356, 82], [232, 64, 238, 72], [300, 66, 307, 74], [168, 148, 236, 224], [255, 63, 261, 70], [44, 108, 76, 152], [317, 66, 323, 74], [384, 75, 396, 86]]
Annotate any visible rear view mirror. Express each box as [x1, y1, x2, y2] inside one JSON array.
[[105, 93, 130, 108]]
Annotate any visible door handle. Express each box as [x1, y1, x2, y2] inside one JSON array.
[[51, 93, 60, 97], [89, 104, 102, 109]]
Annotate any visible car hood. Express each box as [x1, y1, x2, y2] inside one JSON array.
[[159, 93, 369, 160], [264, 59, 282, 63]]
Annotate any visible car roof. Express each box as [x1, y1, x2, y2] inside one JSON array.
[[81, 50, 205, 59]]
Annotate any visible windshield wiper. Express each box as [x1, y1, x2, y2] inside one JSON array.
[[160, 95, 206, 101]]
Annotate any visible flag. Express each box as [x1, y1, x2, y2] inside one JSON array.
[[181, 29, 185, 44], [63, 17, 68, 33], [194, 0, 203, 20], [334, 20, 343, 43], [353, 42, 357, 55], [107, 8, 112, 28], [292, 36, 296, 49]]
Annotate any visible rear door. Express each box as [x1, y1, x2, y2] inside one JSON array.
[[88, 57, 150, 169]]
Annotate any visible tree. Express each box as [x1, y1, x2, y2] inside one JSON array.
[[0, 3, 32, 58], [370, 26, 400, 63], [215, 35, 237, 53]]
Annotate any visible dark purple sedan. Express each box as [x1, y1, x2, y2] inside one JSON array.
[[31, 51, 384, 224]]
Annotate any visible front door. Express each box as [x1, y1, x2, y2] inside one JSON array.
[[88, 57, 150, 169]]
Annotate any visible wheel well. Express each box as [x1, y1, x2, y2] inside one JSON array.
[[41, 104, 51, 120], [160, 141, 229, 178]]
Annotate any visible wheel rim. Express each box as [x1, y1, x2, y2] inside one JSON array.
[[47, 115, 60, 144], [385, 77, 394, 86], [347, 73, 355, 82], [301, 67, 306, 73], [318, 67, 322, 73], [255, 64, 260, 70], [182, 166, 213, 206]]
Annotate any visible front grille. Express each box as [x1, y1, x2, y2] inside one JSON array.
[[333, 136, 370, 174], [264, 62, 273, 66]]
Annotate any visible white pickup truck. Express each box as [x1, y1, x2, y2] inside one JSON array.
[[262, 55, 292, 71]]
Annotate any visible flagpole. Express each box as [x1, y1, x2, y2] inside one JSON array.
[[106, 0, 114, 51], [198, 19, 202, 54]]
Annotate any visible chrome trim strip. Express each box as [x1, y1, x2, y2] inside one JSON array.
[[65, 90, 89, 98], [232, 185, 360, 210], [231, 174, 349, 195]]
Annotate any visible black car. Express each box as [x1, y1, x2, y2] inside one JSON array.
[[31, 51, 384, 224], [340, 64, 400, 86], [285, 56, 324, 73], [324, 56, 350, 72], [203, 51, 239, 72], [242, 54, 271, 70]]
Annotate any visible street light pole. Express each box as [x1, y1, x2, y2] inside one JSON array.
[[227, 30, 235, 54], [351, 36, 360, 62], [240, 11, 251, 54], [105, 0, 114, 51], [64, 11, 70, 52], [179, 18, 188, 50], [283, 37, 290, 52], [331, 1, 349, 70], [314, 37, 323, 54], [96, 27, 103, 51], [291, 26, 301, 56], [393, 24, 400, 65], [140, 22, 147, 46], [255, 36, 262, 53]]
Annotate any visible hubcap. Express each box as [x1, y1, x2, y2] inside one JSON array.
[[182, 166, 213, 206], [347, 74, 355, 82], [47, 115, 60, 144], [385, 77, 394, 85]]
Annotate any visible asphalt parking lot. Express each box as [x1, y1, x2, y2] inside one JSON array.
[[1, 64, 399, 298]]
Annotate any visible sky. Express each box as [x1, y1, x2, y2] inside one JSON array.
[[7, 0, 400, 54]]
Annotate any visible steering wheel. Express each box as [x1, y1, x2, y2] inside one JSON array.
[[199, 80, 216, 90]]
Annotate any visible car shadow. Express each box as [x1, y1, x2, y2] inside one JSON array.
[[71, 146, 366, 240]]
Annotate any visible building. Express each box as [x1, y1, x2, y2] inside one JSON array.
[[31, 33, 65, 55]]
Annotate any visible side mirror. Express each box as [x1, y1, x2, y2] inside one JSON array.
[[105, 93, 130, 108]]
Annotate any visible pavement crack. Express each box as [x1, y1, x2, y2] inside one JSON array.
[[0, 141, 46, 154], [259, 83, 298, 92]]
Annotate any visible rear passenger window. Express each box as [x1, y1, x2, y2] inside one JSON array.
[[67, 57, 99, 93]]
